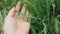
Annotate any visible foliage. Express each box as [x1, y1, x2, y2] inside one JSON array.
[[0, 0, 60, 34]]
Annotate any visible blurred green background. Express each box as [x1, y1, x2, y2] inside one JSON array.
[[0, 0, 60, 34]]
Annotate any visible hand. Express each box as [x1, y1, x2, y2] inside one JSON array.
[[3, 2, 30, 34]]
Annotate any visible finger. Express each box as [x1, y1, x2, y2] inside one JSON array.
[[24, 10, 29, 21], [20, 5, 26, 16], [28, 14, 31, 22], [8, 7, 16, 17], [26, 10, 29, 16], [16, 2, 21, 11]]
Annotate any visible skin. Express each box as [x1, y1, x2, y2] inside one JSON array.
[[3, 2, 30, 34]]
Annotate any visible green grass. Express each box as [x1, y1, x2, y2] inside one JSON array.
[[0, 0, 60, 34]]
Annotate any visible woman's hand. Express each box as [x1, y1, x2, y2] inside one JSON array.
[[3, 2, 30, 34]]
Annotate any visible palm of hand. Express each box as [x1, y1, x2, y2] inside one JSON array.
[[3, 2, 30, 34]]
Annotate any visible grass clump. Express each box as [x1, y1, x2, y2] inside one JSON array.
[[0, 0, 60, 34]]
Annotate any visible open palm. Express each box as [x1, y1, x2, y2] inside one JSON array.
[[3, 2, 30, 34]]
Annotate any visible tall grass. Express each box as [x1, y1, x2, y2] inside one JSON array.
[[0, 0, 60, 34]]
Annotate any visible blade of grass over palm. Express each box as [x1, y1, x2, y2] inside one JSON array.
[[23, 0, 39, 15]]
